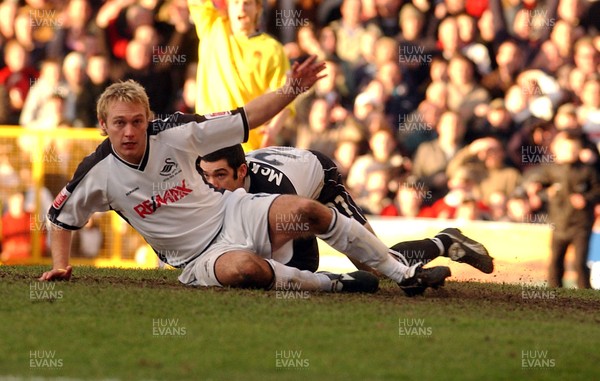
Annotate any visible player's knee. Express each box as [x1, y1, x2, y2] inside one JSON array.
[[216, 252, 272, 288], [295, 199, 330, 231]]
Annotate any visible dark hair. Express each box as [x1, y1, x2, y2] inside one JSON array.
[[199, 144, 246, 179]]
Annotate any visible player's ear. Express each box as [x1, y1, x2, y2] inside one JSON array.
[[239, 163, 248, 179], [98, 119, 108, 136]]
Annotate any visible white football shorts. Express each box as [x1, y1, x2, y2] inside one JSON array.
[[178, 188, 279, 286]]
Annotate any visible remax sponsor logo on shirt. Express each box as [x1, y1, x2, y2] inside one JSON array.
[[133, 180, 193, 218]]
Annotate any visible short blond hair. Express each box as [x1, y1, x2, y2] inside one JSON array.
[[97, 80, 151, 135]]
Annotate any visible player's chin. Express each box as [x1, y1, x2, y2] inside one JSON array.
[[122, 142, 138, 150]]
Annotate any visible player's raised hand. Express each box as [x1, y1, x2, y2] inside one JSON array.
[[283, 55, 326, 96], [39, 265, 73, 281]]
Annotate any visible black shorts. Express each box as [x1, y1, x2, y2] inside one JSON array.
[[311, 150, 368, 226]]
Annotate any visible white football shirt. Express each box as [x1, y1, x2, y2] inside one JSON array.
[[245, 147, 324, 199]]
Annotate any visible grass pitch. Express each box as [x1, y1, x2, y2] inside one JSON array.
[[1, 266, 599, 381]]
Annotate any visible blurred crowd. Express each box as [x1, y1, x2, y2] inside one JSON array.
[[0, 0, 600, 265]]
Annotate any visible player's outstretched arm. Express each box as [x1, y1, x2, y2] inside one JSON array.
[[39, 225, 74, 281], [244, 55, 326, 131]]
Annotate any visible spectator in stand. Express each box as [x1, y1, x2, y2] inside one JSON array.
[[329, 0, 376, 67], [296, 58, 351, 122], [446, 53, 490, 126], [418, 166, 489, 220], [397, 81, 446, 156], [19, 59, 62, 126], [531, 38, 565, 75], [352, 79, 385, 124], [481, 39, 525, 100], [504, 84, 533, 125], [295, 98, 339, 158], [48, 0, 101, 58], [0, 39, 38, 124], [356, 167, 393, 215], [469, 98, 518, 145], [18, 92, 70, 159], [573, 36, 598, 79], [366, 0, 401, 37], [0, 0, 18, 42], [77, 54, 111, 127], [547, 19, 581, 67], [447, 136, 522, 206], [1, 192, 35, 263], [412, 110, 466, 203], [60, 51, 86, 125], [456, 12, 491, 75], [507, 119, 557, 173], [121, 39, 172, 115], [578, 78, 600, 147], [188, 0, 291, 150], [375, 61, 418, 123], [13, 7, 46, 65], [517, 69, 563, 122], [528, 131, 600, 289], [352, 27, 382, 92], [553, 102, 599, 166], [96, 0, 154, 60], [437, 16, 461, 61], [476, 9, 498, 58], [347, 126, 405, 203], [333, 139, 362, 181], [396, 3, 436, 91], [381, 175, 425, 218]]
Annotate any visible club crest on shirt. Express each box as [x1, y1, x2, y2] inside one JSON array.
[[160, 158, 179, 176]]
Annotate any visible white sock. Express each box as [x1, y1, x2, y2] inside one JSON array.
[[429, 238, 445, 257], [317, 209, 409, 283], [265, 259, 332, 292]]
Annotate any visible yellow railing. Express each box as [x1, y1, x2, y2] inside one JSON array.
[[0, 127, 158, 268]]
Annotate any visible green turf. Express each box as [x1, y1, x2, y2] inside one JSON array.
[[1, 266, 599, 381]]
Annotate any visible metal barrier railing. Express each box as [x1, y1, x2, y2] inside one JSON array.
[[0, 127, 158, 268]]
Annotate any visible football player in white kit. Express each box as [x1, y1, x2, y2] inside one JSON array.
[[199, 145, 495, 282], [39, 56, 480, 295]]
